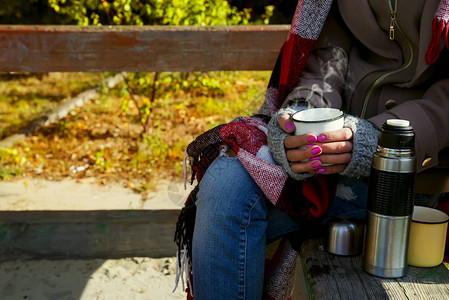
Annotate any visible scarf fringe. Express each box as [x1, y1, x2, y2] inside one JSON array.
[[173, 244, 194, 297], [426, 18, 449, 64], [173, 185, 198, 297]]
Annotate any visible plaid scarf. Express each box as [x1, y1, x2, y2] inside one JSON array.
[[174, 1, 449, 299], [259, 0, 333, 117], [174, 1, 334, 298], [426, 0, 449, 64]]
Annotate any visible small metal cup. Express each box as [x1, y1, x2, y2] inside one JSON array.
[[326, 217, 364, 256]]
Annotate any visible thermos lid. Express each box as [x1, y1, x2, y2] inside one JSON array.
[[387, 119, 409, 127], [378, 119, 415, 149], [326, 217, 364, 256]]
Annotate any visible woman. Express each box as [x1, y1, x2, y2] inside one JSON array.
[[174, 0, 449, 299]]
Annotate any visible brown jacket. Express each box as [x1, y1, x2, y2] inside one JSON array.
[[285, 0, 449, 174]]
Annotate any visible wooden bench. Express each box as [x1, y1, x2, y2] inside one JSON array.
[[0, 24, 289, 260], [298, 238, 449, 300], [1, 24, 449, 299]]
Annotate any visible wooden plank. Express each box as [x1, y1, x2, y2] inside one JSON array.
[[300, 238, 449, 300], [0, 209, 181, 260], [0, 25, 289, 72]]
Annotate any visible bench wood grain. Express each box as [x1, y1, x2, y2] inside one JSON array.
[[0, 25, 289, 72], [300, 238, 449, 300], [0, 210, 180, 260]]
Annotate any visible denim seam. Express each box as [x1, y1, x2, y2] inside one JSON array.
[[239, 191, 265, 300]]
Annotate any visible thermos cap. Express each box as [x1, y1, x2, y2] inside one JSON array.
[[387, 119, 409, 127], [326, 217, 364, 256], [378, 119, 415, 149]]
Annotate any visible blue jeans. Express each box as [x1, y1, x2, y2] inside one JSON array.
[[192, 153, 367, 300]]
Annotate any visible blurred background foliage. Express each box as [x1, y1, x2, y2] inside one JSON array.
[[0, 0, 294, 25]]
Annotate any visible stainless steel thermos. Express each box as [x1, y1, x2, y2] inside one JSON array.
[[362, 119, 416, 278]]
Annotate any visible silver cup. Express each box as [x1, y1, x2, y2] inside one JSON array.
[[326, 217, 364, 256]]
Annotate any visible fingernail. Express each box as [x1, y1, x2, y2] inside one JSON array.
[[311, 146, 322, 155], [317, 135, 327, 142], [318, 167, 327, 173], [307, 144, 314, 148], [312, 161, 321, 168], [307, 135, 317, 142], [285, 121, 295, 132], [309, 156, 320, 161], [314, 170, 320, 174]]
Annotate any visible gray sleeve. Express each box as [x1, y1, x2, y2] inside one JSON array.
[[340, 115, 379, 178], [267, 105, 314, 181]]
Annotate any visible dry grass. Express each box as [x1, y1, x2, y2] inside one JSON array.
[[0, 71, 270, 191]]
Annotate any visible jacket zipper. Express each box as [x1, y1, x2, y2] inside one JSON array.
[[389, 0, 397, 40], [360, 0, 414, 118]]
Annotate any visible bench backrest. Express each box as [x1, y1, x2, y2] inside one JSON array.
[[0, 25, 290, 73]]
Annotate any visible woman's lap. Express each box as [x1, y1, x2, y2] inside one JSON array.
[[191, 154, 368, 299]]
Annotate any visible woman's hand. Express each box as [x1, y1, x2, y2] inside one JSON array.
[[279, 114, 354, 174]]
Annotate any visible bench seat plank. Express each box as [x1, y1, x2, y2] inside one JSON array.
[[300, 238, 449, 299], [0, 210, 180, 260]]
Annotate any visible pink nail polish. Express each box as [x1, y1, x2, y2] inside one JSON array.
[[309, 156, 321, 161], [314, 170, 320, 174], [311, 146, 322, 155], [307, 135, 317, 142], [312, 161, 321, 168], [317, 135, 326, 142], [318, 167, 327, 173], [307, 144, 314, 148], [285, 121, 295, 132]]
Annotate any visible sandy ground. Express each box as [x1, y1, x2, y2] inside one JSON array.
[[0, 178, 191, 300], [0, 257, 187, 300], [0, 177, 192, 211], [0, 178, 309, 300]]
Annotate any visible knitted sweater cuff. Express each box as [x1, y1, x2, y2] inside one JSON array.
[[340, 115, 379, 178], [267, 105, 314, 181]]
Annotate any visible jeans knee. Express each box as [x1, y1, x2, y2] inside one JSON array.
[[195, 154, 268, 227]]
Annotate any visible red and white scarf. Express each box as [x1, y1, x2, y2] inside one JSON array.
[[426, 0, 449, 64], [260, 0, 333, 117], [175, 2, 335, 299]]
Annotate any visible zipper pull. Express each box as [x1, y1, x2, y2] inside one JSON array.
[[389, 11, 396, 40]]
